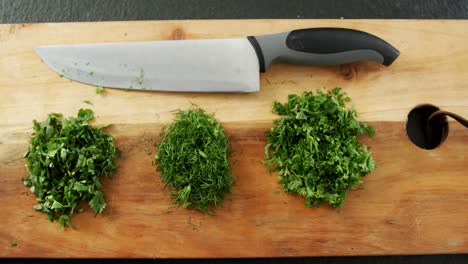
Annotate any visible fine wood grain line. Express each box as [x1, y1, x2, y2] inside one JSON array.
[[0, 20, 467, 257]]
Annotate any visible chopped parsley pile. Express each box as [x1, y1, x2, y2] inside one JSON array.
[[153, 108, 234, 213], [23, 109, 118, 228], [264, 88, 376, 208]]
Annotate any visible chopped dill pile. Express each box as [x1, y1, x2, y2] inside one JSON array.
[[153, 108, 234, 213]]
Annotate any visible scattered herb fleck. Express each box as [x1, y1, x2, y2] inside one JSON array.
[[84, 100, 93, 106], [136, 68, 145, 85], [22, 109, 118, 228], [59, 74, 64, 78], [96, 86, 104, 94], [89, 71, 94, 76], [164, 209, 173, 215], [86, 62, 90, 66], [11, 242, 17, 247], [187, 216, 200, 231], [153, 108, 234, 213], [264, 88, 375, 208]]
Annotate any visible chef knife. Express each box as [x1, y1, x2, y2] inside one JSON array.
[[35, 27, 400, 93]]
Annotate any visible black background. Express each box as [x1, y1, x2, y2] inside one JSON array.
[[1, 0, 468, 263], [1, 0, 468, 22]]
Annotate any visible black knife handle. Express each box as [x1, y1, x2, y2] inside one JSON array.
[[248, 28, 400, 72]]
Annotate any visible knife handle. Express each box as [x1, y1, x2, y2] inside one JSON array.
[[247, 28, 400, 72]]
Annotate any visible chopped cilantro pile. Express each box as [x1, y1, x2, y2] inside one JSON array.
[[265, 88, 375, 207], [23, 109, 118, 228]]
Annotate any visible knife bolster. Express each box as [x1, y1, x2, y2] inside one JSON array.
[[247, 36, 266, 72]]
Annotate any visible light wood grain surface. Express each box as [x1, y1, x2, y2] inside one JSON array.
[[0, 20, 467, 258]]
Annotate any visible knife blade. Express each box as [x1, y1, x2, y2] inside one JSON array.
[[35, 28, 400, 93]]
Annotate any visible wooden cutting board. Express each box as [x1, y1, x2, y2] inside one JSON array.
[[0, 20, 467, 258]]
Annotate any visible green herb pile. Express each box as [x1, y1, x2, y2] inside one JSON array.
[[23, 109, 118, 228], [264, 88, 375, 208], [153, 108, 234, 213]]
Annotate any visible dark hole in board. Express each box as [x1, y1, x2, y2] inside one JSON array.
[[406, 104, 449, 150]]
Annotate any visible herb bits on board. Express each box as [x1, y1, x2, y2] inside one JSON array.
[[264, 88, 376, 208], [153, 108, 234, 214], [22, 109, 118, 228]]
